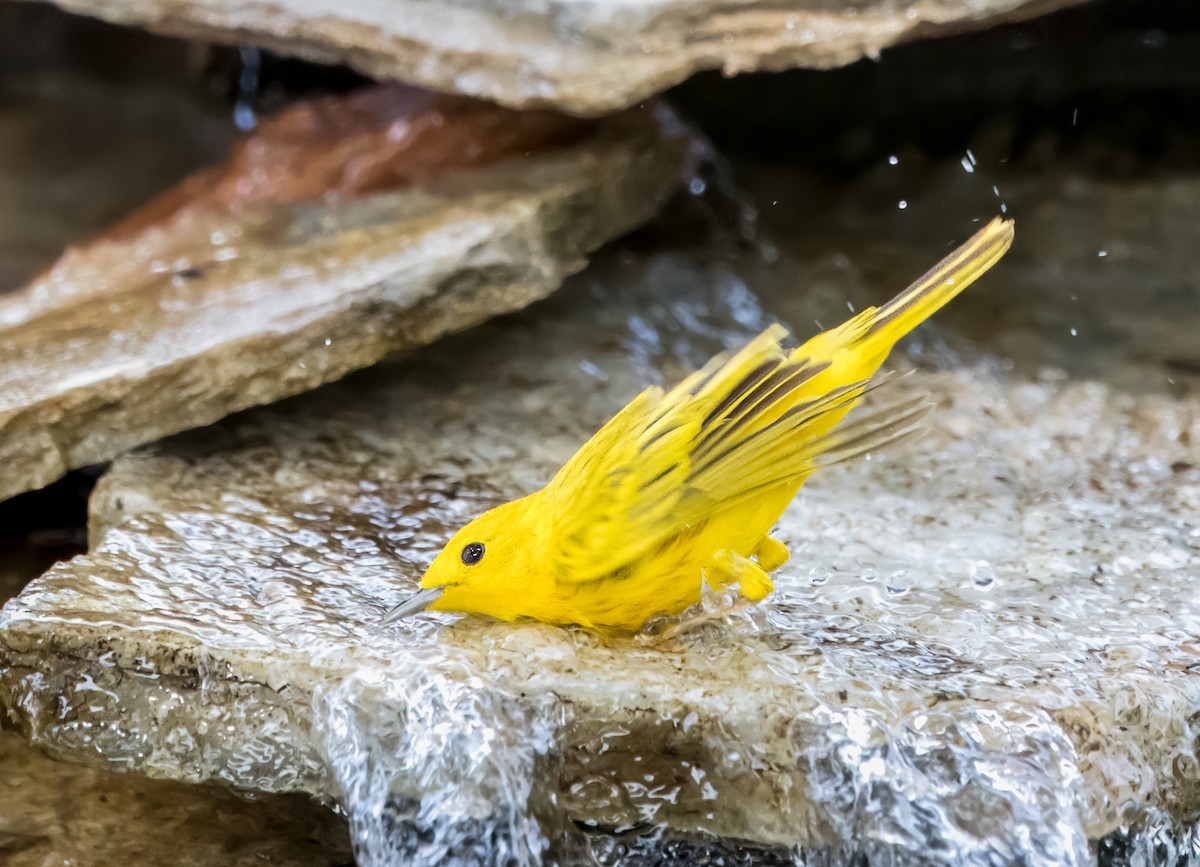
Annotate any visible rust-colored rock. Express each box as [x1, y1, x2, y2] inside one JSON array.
[[0, 84, 684, 502], [105, 85, 595, 240]]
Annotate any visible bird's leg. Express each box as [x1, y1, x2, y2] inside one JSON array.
[[654, 550, 771, 642], [753, 536, 790, 572], [655, 597, 753, 643]]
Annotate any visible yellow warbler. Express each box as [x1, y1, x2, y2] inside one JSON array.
[[386, 217, 1014, 631]]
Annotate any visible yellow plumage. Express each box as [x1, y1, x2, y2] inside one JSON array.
[[385, 217, 1015, 631]]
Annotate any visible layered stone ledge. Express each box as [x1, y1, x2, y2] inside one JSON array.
[[0, 84, 685, 502], [34, 0, 1084, 115]]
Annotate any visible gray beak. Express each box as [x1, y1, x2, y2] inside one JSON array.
[[382, 586, 444, 624]]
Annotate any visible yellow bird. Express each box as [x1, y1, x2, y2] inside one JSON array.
[[385, 217, 1014, 632]]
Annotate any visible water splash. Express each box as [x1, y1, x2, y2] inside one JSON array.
[[313, 669, 562, 865]]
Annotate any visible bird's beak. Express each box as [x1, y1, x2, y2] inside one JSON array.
[[382, 586, 444, 624]]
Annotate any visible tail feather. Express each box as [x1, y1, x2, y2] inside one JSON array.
[[678, 217, 1013, 511], [858, 216, 1015, 353]]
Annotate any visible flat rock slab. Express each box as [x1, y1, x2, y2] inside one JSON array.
[[36, 0, 1083, 115], [2, 241, 1199, 864], [0, 84, 683, 503]]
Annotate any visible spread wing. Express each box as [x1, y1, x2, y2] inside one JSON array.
[[539, 326, 926, 584]]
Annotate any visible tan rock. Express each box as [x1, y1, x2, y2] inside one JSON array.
[[0, 84, 684, 502], [35, 0, 1084, 115], [2, 239, 1198, 860], [0, 728, 352, 867]]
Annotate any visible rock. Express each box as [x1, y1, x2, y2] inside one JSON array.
[[0, 729, 352, 867], [35, 0, 1084, 115], [0, 11, 234, 293], [0, 470, 350, 866], [0, 83, 685, 503], [2, 237, 1199, 864]]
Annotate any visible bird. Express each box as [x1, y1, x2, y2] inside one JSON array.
[[384, 217, 1014, 632]]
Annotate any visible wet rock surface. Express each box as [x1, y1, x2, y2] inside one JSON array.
[[0, 730, 353, 866], [1, 232, 1198, 863], [0, 476, 354, 867], [35, 0, 1081, 115], [0, 83, 683, 503]]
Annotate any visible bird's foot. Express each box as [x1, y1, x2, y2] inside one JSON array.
[[753, 536, 790, 572], [654, 597, 754, 643]]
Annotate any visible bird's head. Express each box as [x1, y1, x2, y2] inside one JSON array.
[[383, 496, 534, 623]]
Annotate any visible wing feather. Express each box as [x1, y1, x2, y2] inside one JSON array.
[[540, 329, 910, 584]]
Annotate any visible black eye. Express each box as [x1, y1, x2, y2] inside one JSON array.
[[461, 542, 485, 566]]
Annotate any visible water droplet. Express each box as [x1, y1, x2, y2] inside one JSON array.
[[689, 178, 707, 196], [888, 155, 899, 166], [898, 200, 908, 210], [970, 560, 996, 589]]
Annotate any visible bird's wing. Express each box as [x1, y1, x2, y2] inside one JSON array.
[[540, 326, 909, 584]]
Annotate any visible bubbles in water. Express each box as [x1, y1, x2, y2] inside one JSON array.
[[969, 560, 997, 589]]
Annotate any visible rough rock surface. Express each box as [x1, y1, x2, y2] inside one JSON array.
[[35, 0, 1083, 115], [0, 84, 683, 503], [2, 238, 1198, 864], [0, 729, 352, 866]]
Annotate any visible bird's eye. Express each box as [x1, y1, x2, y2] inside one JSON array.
[[461, 542, 485, 566]]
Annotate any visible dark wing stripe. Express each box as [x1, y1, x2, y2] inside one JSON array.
[[638, 421, 681, 454], [693, 359, 830, 459], [690, 382, 865, 479], [700, 359, 778, 430], [811, 399, 930, 458], [639, 462, 681, 492]]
